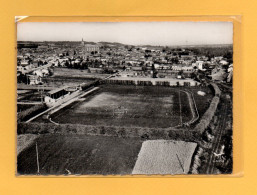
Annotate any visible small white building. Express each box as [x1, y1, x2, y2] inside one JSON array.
[[84, 44, 100, 52], [27, 75, 42, 85], [17, 63, 34, 74], [220, 60, 229, 65], [44, 87, 69, 104], [34, 70, 43, 77], [195, 61, 204, 70]]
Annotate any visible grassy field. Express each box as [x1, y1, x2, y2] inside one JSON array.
[[50, 85, 192, 128], [17, 134, 142, 175], [132, 140, 197, 175], [52, 67, 110, 79], [17, 104, 35, 113], [189, 86, 213, 118], [42, 77, 93, 88], [17, 134, 39, 156], [17, 89, 49, 102]]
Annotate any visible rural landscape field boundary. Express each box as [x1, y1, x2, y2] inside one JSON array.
[[17, 122, 201, 142]]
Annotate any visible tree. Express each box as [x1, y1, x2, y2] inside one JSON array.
[[224, 51, 233, 63], [178, 70, 183, 75], [171, 57, 179, 64], [48, 68, 54, 76], [65, 60, 69, 67]]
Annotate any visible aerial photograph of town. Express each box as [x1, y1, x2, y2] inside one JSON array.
[[16, 22, 233, 175]]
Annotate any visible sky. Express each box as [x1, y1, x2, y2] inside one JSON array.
[[17, 22, 233, 46]]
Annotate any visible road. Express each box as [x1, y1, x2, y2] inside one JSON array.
[[17, 102, 42, 105]]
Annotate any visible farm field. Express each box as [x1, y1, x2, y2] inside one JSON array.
[[132, 140, 197, 174], [17, 104, 35, 113], [17, 89, 49, 102], [52, 67, 111, 79], [17, 134, 142, 175], [42, 77, 94, 88], [50, 85, 192, 128], [17, 134, 39, 156]]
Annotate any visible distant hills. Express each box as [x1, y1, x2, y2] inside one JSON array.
[[17, 41, 232, 48]]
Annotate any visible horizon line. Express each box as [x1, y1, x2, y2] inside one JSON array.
[[17, 40, 233, 47]]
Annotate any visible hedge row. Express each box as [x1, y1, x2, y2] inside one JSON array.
[[194, 83, 221, 134], [17, 122, 201, 141], [190, 146, 204, 174], [211, 82, 221, 97], [17, 104, 47, 122]]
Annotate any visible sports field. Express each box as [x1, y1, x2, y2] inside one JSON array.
[[17, 134, 142, 175], [50, 85, 192, 128]]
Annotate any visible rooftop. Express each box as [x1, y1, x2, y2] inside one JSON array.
[[47, 86, 68, 95]]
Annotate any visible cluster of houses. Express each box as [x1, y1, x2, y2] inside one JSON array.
[[17, 40, 233, 85], [17, 53, 51, 85]]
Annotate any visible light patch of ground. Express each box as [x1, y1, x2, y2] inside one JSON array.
[[53, 67, 110, 79], [132, 140, 197, 175], [17, 134, 39, 156], [76, 92, 119, 109], [74, 92, 174, 113]]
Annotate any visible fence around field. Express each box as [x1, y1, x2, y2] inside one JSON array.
[[101, 79, 199, 87]]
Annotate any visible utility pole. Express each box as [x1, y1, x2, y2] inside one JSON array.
[[178, 89, 183, 126], [36, 142, 40, 174], [176, 153, 184, 173]]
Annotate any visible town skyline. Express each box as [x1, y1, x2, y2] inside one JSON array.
[[17, 22, 233, 46], [17, 40, 233, 47]]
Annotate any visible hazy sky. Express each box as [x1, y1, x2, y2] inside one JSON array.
[[17, 22, 233, 46]]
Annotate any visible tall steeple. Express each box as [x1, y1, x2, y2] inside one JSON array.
[[81, 38, 84, 46]]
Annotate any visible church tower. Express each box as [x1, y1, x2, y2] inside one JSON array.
[[81, 38, 85, 46]]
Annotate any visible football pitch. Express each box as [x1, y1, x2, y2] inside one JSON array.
[[50, 85, 192, 128]]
